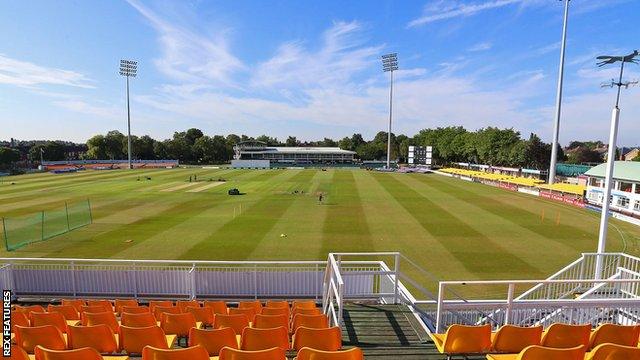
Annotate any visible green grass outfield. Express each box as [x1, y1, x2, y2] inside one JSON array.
[[1, 167, 639, 286]]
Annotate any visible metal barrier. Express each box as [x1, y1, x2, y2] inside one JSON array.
[[518, 253, 640, 300], [435, 277, 640, 333]]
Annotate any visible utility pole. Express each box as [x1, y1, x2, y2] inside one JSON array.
[[549, 0, 570, 184], [593, 50, 638, 279]]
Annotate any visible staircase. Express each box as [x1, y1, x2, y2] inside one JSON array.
[[340, 303, 485, 360]]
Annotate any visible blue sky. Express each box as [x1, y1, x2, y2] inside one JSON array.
[[1, 0, 639, 145]]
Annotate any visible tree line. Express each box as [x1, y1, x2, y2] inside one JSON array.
[[3, 126, 637, 172], [79, 126, 565, 169]]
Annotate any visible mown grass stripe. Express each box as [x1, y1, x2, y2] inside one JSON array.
[[373, 173, 543, 277], [417, 175, 594, 252], [319, 170, 373, 256], [179, 170, 318, 260]]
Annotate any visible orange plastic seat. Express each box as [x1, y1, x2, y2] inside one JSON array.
[[265, 301, 289, 309], [189, 327, 238, 356], [177, 300, 200, 312], [33, 346, 103, 360], [121, 305, 150, 314], [291, 314, 329, 333], [15, 304, 46, 316], [292, 301, 316, 310], [253, 314, 289, 331], [161, 312, 197, 337], [122, 312, 158, 327], [149, 301, 174, 314], [115, 299, 138, 314], [218, 347, 286, 360], [292, 308, 322, 316], [229, 308, 257, 323], [204, 301, 228, 315], [541, 323, 591, 349], [487, 345, 586, 360], [185, 306, 215, 326], [586, 343, 640, 360], [238, 301, 262, 314], [67, 324, 118, 353], [293, 327, 342, 352], [31, 312, 68, 333], [429, 324, 491, 356], [48, 305, 80, 321], [141, 345, 209, 360], [296, 347, 364, 360], [85, 300, 113, 313], [589, 324, 640, 349], [154, 306, 181, 320], [14, 325, 67, 354], [61, 300, 85, 313], [82, 311, 119, 333], [261, 307, 289, 318], [240, 327, 289, 351], [12, 311, 30, 332], [11, 344, 30, 360], [119, 325, 170, 354], [80, 305, 106, 315], [491, 325, 543, 353], [214, 314, 250, 334]]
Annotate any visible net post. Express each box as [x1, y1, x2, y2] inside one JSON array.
[[65, 202, 71, 231], [87, 199, 93, 224], [2, 217, 9, 251]]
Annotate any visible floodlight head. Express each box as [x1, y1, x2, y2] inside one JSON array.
[[119, 59, 138, 77], [381, 53, 398, 72]]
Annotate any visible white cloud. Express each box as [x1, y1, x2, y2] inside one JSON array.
[[0, 54, 93, 89], [408, 0, 522, 28], [125, 0, 243, 86], [250, 21, 382, 92], [468, 42, 493, 52], [52, 100, 120, 120]]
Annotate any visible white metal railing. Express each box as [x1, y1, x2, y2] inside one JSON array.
[[322, 254, 344, 326], [0, 257, 383, 300], [435, 278, 640, 333], [518, 253, 640, 301]]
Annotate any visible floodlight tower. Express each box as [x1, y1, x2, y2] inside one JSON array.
[[119, 59, 137, 170], [548, 0, 570, 184], [594, 50, 639, 279], [381, 53, 398, 169]]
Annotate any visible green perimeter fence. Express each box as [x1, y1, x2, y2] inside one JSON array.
[[2, 199, 92, 251]]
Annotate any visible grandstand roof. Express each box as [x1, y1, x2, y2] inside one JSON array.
[[537, 182, 586, 196], [584, 161, 640, 183]]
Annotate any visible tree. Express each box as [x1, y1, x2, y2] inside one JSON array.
[[633, 154, 640, 162], [286, 136, 299, 147], [153, 141, 169, 159], [86, 135, 108, 159], [0, 147, 20, 169], [134, 135, 156, 160], [104, 130, 126, 159], [566, 146, 602, 164], [28, 142, 65, 162], [184, 128, 204, 146]]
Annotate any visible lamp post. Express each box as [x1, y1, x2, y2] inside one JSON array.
[[119, 59, 137, 170], [548, 0, 570, 184], [381, 53, 398, 169], [594, 50, 638, 279]]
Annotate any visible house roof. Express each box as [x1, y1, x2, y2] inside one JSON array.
[[584, 161, 640, 182]]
